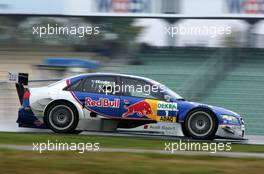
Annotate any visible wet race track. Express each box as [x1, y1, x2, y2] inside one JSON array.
[[1, 116, 264, 145]]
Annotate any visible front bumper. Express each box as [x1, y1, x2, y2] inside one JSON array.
[[216, 119, 245, 139]]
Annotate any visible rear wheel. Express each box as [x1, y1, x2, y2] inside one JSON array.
[[45, 101, 79, 133], [184, 109, 217, 140]]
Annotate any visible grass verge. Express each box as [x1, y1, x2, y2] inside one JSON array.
[[0, 132, 263, 153], [0, 149, 264, 174]]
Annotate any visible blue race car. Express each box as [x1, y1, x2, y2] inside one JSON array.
[[16, 73, 245, 139]]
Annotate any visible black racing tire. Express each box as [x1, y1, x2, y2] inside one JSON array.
[[181, 123, 189, 137], [45, 101, 79, 134], [184, 108, 217, 140]]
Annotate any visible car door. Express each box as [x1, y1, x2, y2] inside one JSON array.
[[119, 77, 178, 122], [72, 75, 120, 118]]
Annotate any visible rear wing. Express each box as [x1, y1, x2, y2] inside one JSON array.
[[4, 72, 29, 105], [0, 72, 61, 105], [9, 72, 29, 85], [16, 73, 29, 105]]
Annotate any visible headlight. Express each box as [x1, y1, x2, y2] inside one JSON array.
[[222, 115, 240, 124]]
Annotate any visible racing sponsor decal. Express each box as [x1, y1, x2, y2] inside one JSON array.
[[157, 101, 178, 115], [85, 97, 120, 108], [121, 99, 178, 123], [156, 101, 178, 122], [156, 116, 176, 122], [91, 79, 115, 89], [91, 79, 116, 95], [122, 100, 153, 117], [157, 101, 177, 111]]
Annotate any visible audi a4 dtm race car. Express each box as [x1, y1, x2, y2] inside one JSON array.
[[15, 73, 245, 140]]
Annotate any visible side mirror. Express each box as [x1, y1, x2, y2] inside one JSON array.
[[164, 95, 171, 102]]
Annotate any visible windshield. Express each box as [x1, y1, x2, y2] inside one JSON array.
[[147, 78, 183, 100], [161, 85, 183, 100]]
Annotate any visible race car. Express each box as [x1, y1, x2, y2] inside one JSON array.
[[16, 72, 245, 139]]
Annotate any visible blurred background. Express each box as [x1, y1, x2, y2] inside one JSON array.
[[0, 0, 264, 135]]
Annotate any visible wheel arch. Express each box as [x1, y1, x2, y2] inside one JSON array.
[[184, 106, 219, 124]]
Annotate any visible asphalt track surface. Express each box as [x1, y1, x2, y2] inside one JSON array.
[[1, 125, 264, 145], [1, 118, 264, 145], [1, 121, 264, 158]]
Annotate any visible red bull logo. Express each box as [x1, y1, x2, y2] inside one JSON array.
[[85, 97, 120, 108], [122, 100, 153, 117]]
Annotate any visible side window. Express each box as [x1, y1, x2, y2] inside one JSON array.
[[65, 79, 83, 91], [83, 76, 117, 95], [121, 77, 164, 100]]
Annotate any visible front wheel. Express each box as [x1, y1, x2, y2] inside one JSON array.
[[45, 102, 79, 133], [184, 109, 217, 140]]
